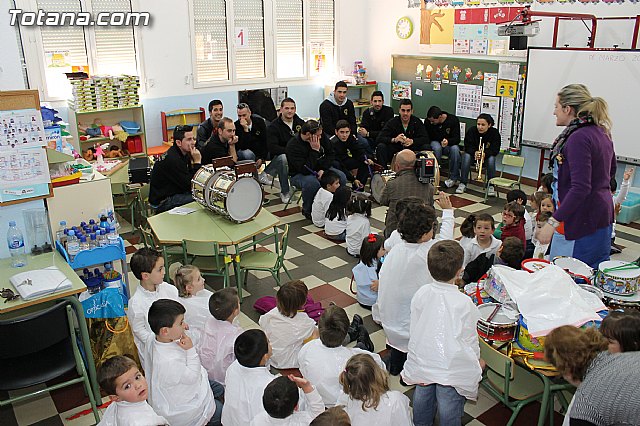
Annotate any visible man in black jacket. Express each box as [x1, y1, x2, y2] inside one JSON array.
[[149, 125, 201, 213], [267, 97, 305, 159], [286, 120, 346, 219], [331, 120, 373, 190], [235, 103, 291, 202], [196, 99, 223, 150], [200, 117, 238, 165], [375, 99, 429, 169], [426, 105, 462, 189], [358, 90, 394, 152]]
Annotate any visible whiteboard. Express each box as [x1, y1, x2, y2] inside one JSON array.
[[522, 48, 640, 164]]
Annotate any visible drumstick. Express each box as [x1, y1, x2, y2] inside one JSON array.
[[364, 154, 373, 178], [303, 165, 319, 177], [486, 304, 501, 323]]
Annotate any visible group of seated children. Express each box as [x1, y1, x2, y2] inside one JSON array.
[[311, 170, 373, 256]]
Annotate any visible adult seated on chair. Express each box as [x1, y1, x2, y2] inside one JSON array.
[[375, 99, 429, 169], [200, 117, 238, 165], [286, 120, 347, 220], [149, 124, 201, 213], [235, 103, 291, 202], [380, 149, 434, 238], [197, 99, 223, 150], [267, 98, 305, 160], [358, 90, 394, 152], [425, 106, 462, 189], [458, 113, 501, 195], [330, 120, 373, 191], [319, 81, 372, 155]]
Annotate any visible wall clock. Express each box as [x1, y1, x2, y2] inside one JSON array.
[[396, 16, 414, 40]]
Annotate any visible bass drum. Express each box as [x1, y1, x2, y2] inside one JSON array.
[[191, 165, 219, 207], [209, 172, 263, 223], [371, 171, 395, 204]]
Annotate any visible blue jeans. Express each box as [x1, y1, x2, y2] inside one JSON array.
[[412, 383, 466, 426], [206, 380, 225, 426], [236, 150, 290, 194], [236, 149, 256, 161], [290, 167, 346, 214], [430, 141, 461, 182], [155, 193, 194, 213], [460, 153, 496, 185]]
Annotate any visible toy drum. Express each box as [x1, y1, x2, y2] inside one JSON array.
[[371, 171, 395, 203], [208, 172, 263, 223], [191, 165, 219, 205], [553, 256, 594, 284], [521, 258, 551, 273], [596, 260, 640, 296], [516, 315, 545, 353], [477, 303, 518, 342], [602, 292, 640, 311]]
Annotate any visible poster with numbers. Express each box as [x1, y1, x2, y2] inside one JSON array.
[[455, 84, 483, 119]]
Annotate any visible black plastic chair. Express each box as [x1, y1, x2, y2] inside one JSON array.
[[0, 301, 100, 422]]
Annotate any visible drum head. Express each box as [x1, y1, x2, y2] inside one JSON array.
[[553, 256, 593, 277], [478, 303, 517, 325], [371, 174, 385, 203], [521, 258, 551, 273], [226, 177, 262, 222]]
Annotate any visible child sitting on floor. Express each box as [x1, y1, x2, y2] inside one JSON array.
[[533, 211, 552, 259], [298, 305, 381, 407], [198, 288, 243, 385], [97, 355, 167, 426], [337, 354, 412, 425], [174, 264, 212, 344], [324, 186, 351, 241], [346, 196, 372, 257], [250, 375, 325, 425], [258, 280, 319, 369], [494, 201, 526, 250], [462, 236, 525, 284], [507, 189, 534, 258], [310, 406, 351, 426], [312, 171, 340, 228], [128, 248, 179, 369], [599, 310, 640, 353], [383, 196, 426, 252], [461, 213, 501, 268], [352, 233, 385, 309], [458, 214, 477, 251]]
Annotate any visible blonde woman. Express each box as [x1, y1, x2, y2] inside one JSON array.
[[537, 84, 616, 268]]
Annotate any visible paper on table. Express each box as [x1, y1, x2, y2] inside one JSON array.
[[167, 206, 197, 215], [9, 266, 73, 300]]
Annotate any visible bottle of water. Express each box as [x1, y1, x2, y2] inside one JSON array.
[[107, 226, 119, 245], [56, 220, 67, 246], [99, 215, 109, 234], [79, 235, 90, 252], [97, 230, 108, 247], [7, 221, 27, 268], [89, 232, 97, 249], [66, 230, 80, 262]]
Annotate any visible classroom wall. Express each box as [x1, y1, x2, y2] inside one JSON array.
[[0, 2, 26, 91]]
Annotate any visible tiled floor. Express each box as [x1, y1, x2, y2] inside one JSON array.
[[3, 179, 638, 425]]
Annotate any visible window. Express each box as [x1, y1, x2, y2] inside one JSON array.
[[190, 0, 335, 87], [16, 0, 139, 101]]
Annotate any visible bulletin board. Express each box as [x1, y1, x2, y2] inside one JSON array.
[[390, 55, 526, 151], [0, 90, 53, 206]]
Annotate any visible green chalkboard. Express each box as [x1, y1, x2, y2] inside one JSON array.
[[390, 55, 525, 150]]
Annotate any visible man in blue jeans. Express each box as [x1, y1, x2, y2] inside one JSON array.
[[425, 106, 462, 189], [285, 120, 346, 220]]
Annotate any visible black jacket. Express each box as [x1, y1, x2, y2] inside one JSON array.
[[267, 114, 305, 157], [149, 144, 200, 205], [196, 118, 216, 151], [360, 105, 394, 142], [463, 126, 501, 158], [376, 115, 429, 147], [235, 115, 268, 160], [286, 134, 335, 176], [425, 111, 461, 146], [200, 134, 230, 165], [330, 135, 366, 182], [319, 98, 356, 137]]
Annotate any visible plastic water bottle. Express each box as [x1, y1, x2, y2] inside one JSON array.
[[56, 220, 67, 246], [97, 230, 108, 247], [107, 226, 119, 245], [66, 230, 80, 262], [7, 221, 27, 268], [89, 232, 97, 249], [79, 235, 90, 252], [99, 215, 109, 234]]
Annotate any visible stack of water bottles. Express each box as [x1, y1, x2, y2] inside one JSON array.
[[55, 213, 120, 262]]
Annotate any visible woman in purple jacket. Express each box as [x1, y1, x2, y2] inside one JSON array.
[[537, 84, 616, 269]]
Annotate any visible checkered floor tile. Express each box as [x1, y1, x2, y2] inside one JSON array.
[[4, 179, 638, 425]]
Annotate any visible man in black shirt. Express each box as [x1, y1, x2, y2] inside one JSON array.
[[426, 106, 462, 189], [149, 125, 201, 213], [375, 99, 429, 169], [235, 103, 291, 202], [196, 99, 223, 150], [358, 90, 394, 152], [267, 97, 305, 159], [200, 117, 238, 165], [331, 120, 372, 190]]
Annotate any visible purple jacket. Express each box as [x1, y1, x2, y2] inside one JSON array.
[[554, 125, 616, 240]]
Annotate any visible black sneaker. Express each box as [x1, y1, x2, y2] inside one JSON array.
[[302, 211, 312, 220], [347, 314, 363, 342], [356, 324, 375, 352]]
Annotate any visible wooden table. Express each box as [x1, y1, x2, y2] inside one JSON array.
[[0, 252, 101, 401], [147, 202, 281, 295]]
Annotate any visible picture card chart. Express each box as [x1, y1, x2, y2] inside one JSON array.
[[456, 84, 482, 119], [0, 109, 46, 148]]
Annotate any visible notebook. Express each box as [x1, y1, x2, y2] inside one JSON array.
[[9, 267, 73, 300]]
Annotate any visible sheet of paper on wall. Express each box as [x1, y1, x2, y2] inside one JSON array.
[[499, 97, 515, 151], [0, 146, 51, 190], [481, 96, 501, 128], [433, 82, 441, 91], [10, 267, 73, 300], [483, 72, 498, 96], [470, 40, 488, 55], [459, 122, 466, 139], [455, 83, 483, 119], [453, 40, 470, 54], [415, 88, 423, 96], [0, 109, 46, 150], [498, 62, 520, 81], [488, 40, 507, 56]]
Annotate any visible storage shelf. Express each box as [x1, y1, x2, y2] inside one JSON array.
[[56, 239, 126, 270], [80, 132, 144, 144], [73, 105, 142, 115]]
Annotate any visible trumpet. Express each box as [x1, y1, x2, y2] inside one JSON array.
[[476, 136, 485, 182]]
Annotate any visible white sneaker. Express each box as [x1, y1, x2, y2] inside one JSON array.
[[444, 179, 456, 188], [456, 183, 466, 194], [258, 172, 274, 185], [487, 185, 496, 197], [280, 192, 293, 203]]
